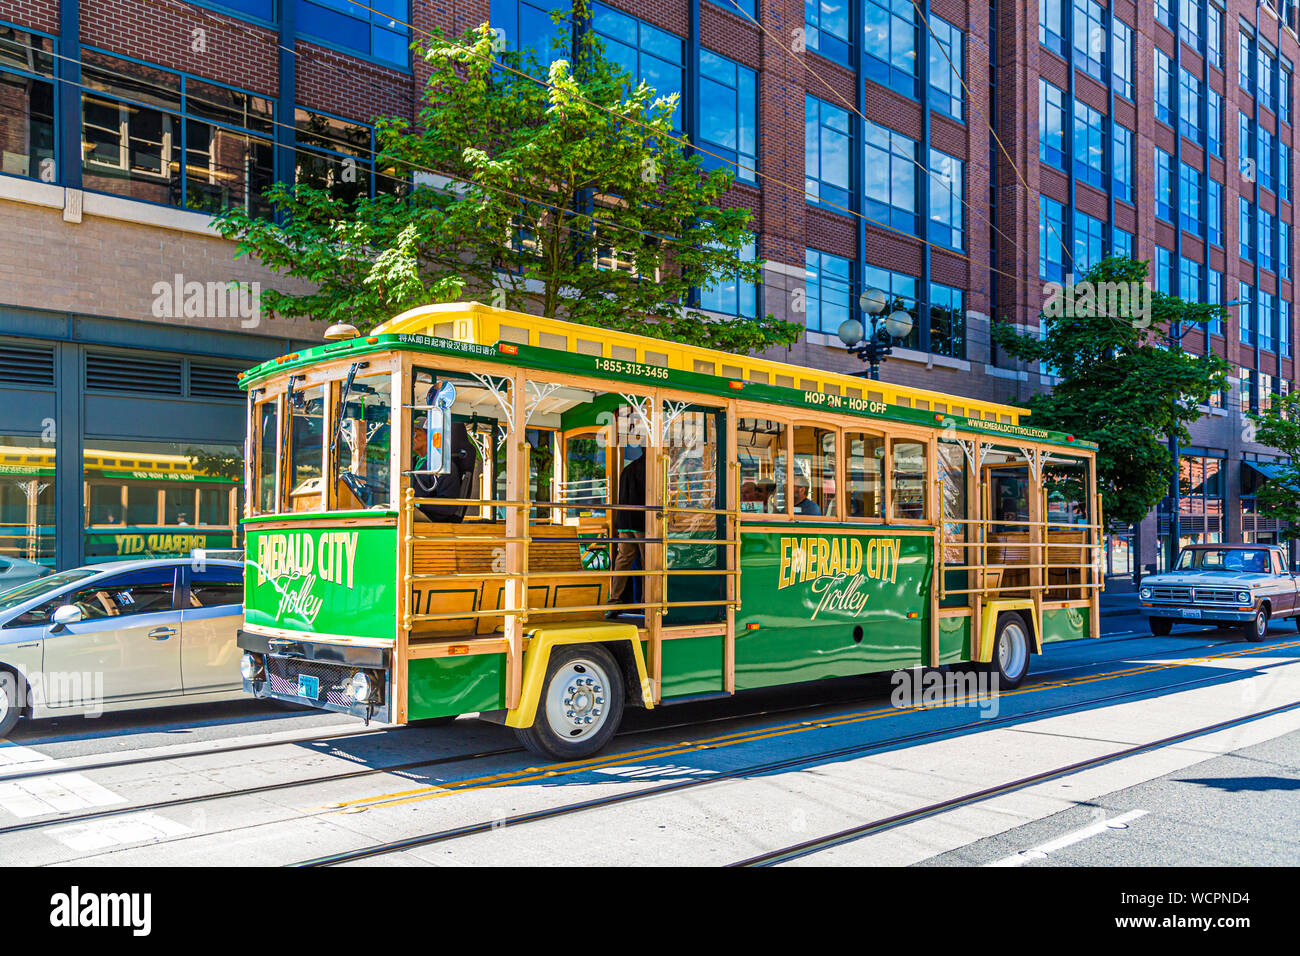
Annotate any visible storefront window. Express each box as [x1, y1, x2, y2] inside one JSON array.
[[83, 439, 244, 562], [0, 435, 55, 568]]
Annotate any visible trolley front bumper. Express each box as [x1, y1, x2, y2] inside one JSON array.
[[237, 630, 393, 723]]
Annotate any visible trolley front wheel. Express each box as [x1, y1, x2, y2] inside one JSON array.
[[515, 643, 625, 761]]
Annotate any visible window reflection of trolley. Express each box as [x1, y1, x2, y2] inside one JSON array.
[[236, 303, 1103, 760]]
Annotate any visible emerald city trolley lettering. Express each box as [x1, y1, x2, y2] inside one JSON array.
[[778, 535, 901, 620], [255, 531, 359, 588]]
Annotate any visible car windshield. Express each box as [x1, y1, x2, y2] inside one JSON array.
[[0, 569, 98, 614], [1176, 549, 1272, 573]]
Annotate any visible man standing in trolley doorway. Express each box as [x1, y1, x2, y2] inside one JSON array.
[[607, 444, 647, 617]]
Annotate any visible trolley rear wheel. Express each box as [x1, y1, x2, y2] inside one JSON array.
[[982, 612, 1031, 689], [515, 644, 624, 761]]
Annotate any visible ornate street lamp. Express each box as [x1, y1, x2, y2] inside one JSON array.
[[837, 287, 915, 380]]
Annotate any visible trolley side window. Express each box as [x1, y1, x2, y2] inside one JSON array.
[[254, 400, 278, 515], [792, 425, 835, 518], [335, 372, 393, 510], [737, 418, 788, 516], [845, 431, 885, 519], [891, 439, 928, 520], [286, 384, 326, 513]]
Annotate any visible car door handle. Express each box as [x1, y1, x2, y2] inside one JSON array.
[[148, 627, 176, 640]]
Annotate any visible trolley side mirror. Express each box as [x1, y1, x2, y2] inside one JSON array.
[[423, 382, 457, 476]]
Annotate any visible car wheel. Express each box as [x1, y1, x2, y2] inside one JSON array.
[[515, 644, 624, 761], [1149, 617, 1173, 636], [1243, 606, 1269, 642], [0, 670, 24, 738], [981, 612, 1031, 689]]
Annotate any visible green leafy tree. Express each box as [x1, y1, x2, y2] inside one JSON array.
[[1248, 394, 1300, 536], [992, 257, 1230, 527], [214, 7, 798, 353]]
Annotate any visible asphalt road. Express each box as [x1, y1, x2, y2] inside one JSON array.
[[1, 606, 1297, 866]]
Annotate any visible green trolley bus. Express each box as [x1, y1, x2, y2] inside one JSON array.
[[236, 302, 1103, 760]]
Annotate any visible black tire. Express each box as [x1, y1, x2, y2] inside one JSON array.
[[1149, 617, 1173, 636], [0, 669, 24, 738], [1243, 606, 1269, 642], [981, 611, 1032, 689], [515, 643, 624, 761]]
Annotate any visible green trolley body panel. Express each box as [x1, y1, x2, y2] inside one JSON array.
[[244, 523, 398, 642], [732, 525, 933, 690]]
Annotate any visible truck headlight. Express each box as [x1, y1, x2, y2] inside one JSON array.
[[1237, 591, 1251, 604], [1139, 587, 1152, 600], [345, 671, 374, 703], [241, 653, 264, 681]]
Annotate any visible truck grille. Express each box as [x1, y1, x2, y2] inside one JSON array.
[[1192, 588, 1238, 604], [1150, 586, 1192, 602], [266, 656, 353, 707]]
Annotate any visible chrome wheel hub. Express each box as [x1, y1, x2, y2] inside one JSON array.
[[997, 622, 1028, 681], [545, 659, 610, 740]]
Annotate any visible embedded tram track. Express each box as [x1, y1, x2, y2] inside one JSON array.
[[728, 698, 1300, 866], [285, 643, 1300, 867], [0, 634, 1277, 848]]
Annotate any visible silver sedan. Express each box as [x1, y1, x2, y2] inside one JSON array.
[[0, 557, 245, 736]]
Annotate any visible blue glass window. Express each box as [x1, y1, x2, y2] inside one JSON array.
[[1040, 0, 1066, 55], [699, 235, 756, 317], [807, 0, 852, 67], [1155, 0, 1172, 29], [1178, 0, 1199, 50], [804, 249, 852, 334], [296, 0, 411, 68], [928, 148, 963, 250], [928, 15, 964, 121], [1178, 161, 1201, 235], [1281, 61, 1292, 124], [1072, 0, 1105, 79], [805, 95, 851, 210], [1282, 299, 1291, 356], [1240, 31, 1253, 90], [1240, 280, 1254, 344], [1112, 18, 1134, 99], [1208, 4, 1223, 69], [1208, 88, 1223, 157], [1259, 290, 1275, 352], [929, 282, 965, 359], [1155, 47, 1172, 124], [1208, 178, 1223, 246], [1257, 124, 1273, 190], [1072, 210, 1104, 271], [1072, 99, 1104, 188], [1038, 79, 1066, 170], [863, 264, 919, 349], [1240, 197, 1253, 261], [490, 0, 570, 67], [1155, 246, 1172, 294], [1113, 123, 1133, 201], [1259, 207, 1274, 272], [1281, 142, 1292, 202], [1208, 269, 1224, 334], [1178, 67, 1200, 142], [1154, 147, 1173, 222], [865, 119, 918, 233], [1039, 195, 1065, 282], [698, 49, 757, 184], [1178, 254, 1200, 302], [593, 3, 685, 130], [1112, 227, 1133, 258], [1258, 42, 1276, 110], [1282, 221, 1293, 280], [864, 0, 919, 96], [711, 0, 756, 17]]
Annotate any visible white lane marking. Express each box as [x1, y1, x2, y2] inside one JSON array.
[[48, 812, 191, 852], [594, 765, 719, 778], [987, 809, 1149, 867], [0, 774, 125, 819], [0, 745, 55, 768]]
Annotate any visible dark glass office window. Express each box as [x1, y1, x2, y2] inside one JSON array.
[[805, 94, 851, 210], [296, 0, 411, 69], [1038, 79, 1066, 170], [863, 0, 918, 95], [0, 27, 56, 183], [864, 119, 918, 233], [928, 148, 963, 250], [698, 49, 757, 184], [1072, 99, 1105, 188], [929, 282, 965, 359], [1113, 123, 1133, 201], [928, 14, 963, 120], [804, 249, 852, 334]]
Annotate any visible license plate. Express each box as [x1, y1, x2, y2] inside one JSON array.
[[1181, 608, 1201, 618], [298, 674, 320, 698]]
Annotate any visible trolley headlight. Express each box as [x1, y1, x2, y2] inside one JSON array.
[[344, 671, 374, 703], [241, 653, 264, 681], [1139, 587, 1152, 600], [1237, 591, 1251, 604]]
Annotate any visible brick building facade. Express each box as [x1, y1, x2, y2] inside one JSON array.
[[0, 0, 1298, 572]]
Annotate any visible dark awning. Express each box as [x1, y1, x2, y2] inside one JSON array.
[[1243, 460, 1288, 481]]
